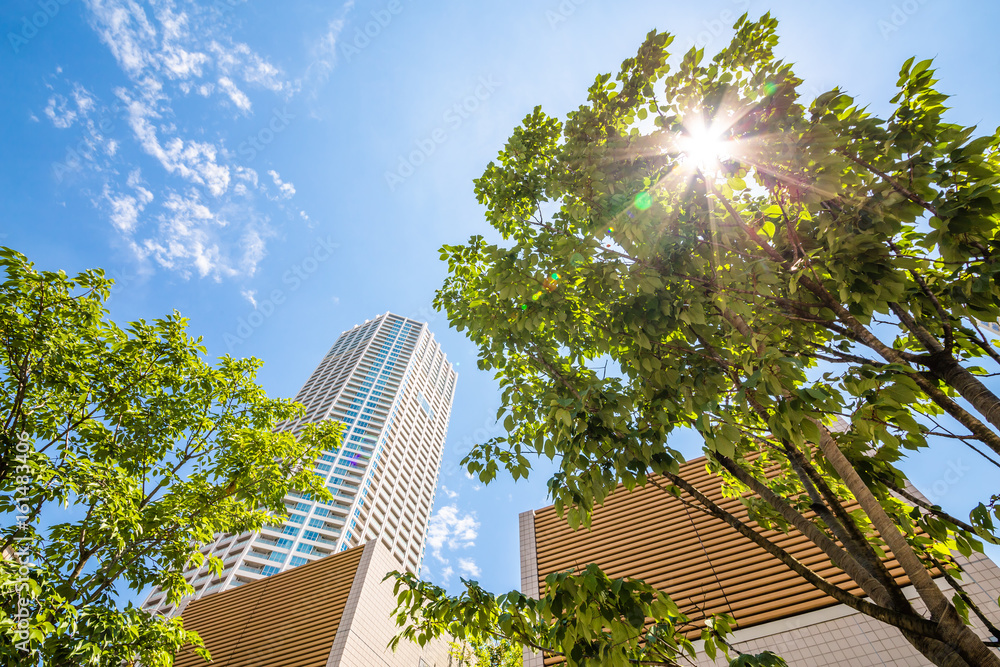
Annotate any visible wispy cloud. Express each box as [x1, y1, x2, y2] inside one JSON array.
[[299, 1, 355, 102], [217, 76, 252, 112], [425, 504, 479, 585], [44, 83, 96, 129], [118, 90, 231, 196], [41, 0, 351, 280], [427, 504, 479, 560], [102, 172, 153, 233], [268, 170, 296, 199], [241, 288, 257, 307], [458, 558, 481, 578]]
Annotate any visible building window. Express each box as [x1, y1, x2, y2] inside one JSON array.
[[417, 392, 435, 420]]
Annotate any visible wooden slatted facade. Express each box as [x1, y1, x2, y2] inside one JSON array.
[[530, 456, 911, 664], [173, 543, 363, 667]]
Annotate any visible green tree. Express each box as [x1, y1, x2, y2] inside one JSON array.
[[390, 565, 783, 667], [392, 14, 1000, 667], [449, 634, 522, 666], [0, 248, 341, 666]]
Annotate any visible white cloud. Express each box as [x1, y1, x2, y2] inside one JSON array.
[[121, 93, 231, 196], [210, 40, 286, 93], [126, 168, 143, 188], [441, 486, 458, 499], [84, 0, 156, 77], [73, 84, 96, 115], [162, 44, 210, 79], [241, 288, 257, 307], [233, 166, 259, 196], [49, 0, 354, 282], [268, 170, 295, 199], [97, 182, 271, 280], [299, 2, 355, 98], [426, 505, 479, 563], [138, 191, 221, 277], [218, 76, 251, 112], [440, 565, 455, 583], [458, 558, 481, 578], [102, 177, 153, 233], [239, 226, 267, 276], [44, 94, 78, 129]]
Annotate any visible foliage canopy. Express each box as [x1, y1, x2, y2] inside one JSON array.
[[392, 13, 1000, 667], [0, 248, 341, 666]]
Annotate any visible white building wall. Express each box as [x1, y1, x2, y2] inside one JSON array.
[[326, 540, 456, 667]]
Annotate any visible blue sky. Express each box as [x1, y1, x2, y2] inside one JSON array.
[[3, 0, 1000, 605]]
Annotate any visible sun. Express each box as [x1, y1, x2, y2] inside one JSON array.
[[676, 121, 731, 175]]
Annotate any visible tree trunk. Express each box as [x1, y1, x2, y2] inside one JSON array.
[[928, 352, 1000, 435], [812, 419, 1000, 666], [796, 275, 1000, 458], [715, 454, 975, 666]]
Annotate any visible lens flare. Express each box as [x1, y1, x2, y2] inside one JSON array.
[[634, 192, 652, 210], [677, 123, 730, 174]]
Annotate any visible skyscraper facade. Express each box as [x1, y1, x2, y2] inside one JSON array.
[[143, 312, 457, 617]]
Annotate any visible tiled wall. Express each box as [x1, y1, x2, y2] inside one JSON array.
[[692, 552, 1000, 666], [327, 540, 455, 666], [519, 510, 544, 667]]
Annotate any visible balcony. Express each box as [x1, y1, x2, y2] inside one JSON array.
[[254, 537, 288, 550], [302, 533, 338, 547]]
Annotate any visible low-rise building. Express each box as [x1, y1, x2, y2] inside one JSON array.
[[519, 455, 1000, 666], [173, 540, 454, 667]]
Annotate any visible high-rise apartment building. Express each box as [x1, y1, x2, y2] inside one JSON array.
[[143, 312, 457, 617]]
